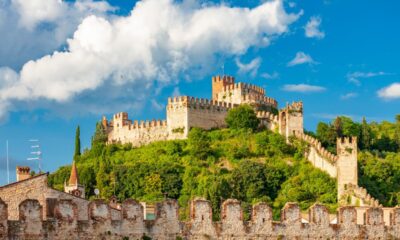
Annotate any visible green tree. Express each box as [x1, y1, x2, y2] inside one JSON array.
[[74, 126, 81, 161], [187, 128, 212, 160], [333, 117, 343, 137], [360, 117, 371, 150], [225, 105, 260, 131]]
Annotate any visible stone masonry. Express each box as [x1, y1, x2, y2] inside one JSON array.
[[103, 75, 298, 146], [1, 198, 400, 239]]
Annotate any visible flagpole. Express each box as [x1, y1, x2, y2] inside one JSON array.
[[6, 140, 9, 184]]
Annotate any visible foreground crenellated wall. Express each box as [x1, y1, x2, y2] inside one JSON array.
[[2, 198, 400, 239]]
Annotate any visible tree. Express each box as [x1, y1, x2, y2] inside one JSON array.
[[333, 117, 343, 137], [360, 117, 371, 150], [225, 105, 260, 131], [74, 126, 81, 161], [187, 128, 212, 160]]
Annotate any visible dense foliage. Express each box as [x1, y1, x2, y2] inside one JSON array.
[[225, 104, 260, 131], [49, 125, 337, 220], [314, 115, 400, 206]]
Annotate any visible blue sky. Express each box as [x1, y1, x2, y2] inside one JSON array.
[[0, 0, 399, 185]]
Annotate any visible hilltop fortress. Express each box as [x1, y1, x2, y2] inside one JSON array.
[[102, 75, 302, 146], [102, 75, 377, 207]]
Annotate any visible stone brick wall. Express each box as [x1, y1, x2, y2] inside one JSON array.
[[0, 174, 121, 221], [2, 198, 400, 239]]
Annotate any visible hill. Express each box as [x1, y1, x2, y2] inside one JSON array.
[[48, 110, 400, 220]]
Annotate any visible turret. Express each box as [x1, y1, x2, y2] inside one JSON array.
[[279, 101, 304, 141], [212, 75, 235, 100], [336, 137, 358, 201]]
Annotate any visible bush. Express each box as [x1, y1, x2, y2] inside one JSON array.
[[225, 105, 260, 131]]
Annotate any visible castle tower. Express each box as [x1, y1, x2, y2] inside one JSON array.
[[64, 161, 85, 198], [336, 137, 358, 200], [279, 101, 304, 140], [16, 166, 31, 181], [212, 75, 235, 100]]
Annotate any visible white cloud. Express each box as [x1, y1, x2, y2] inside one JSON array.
[[0, 0, 300, 118], [282, 84, 326, 93], [261, 71, 279, 79], [0, 0, 114, 68], [287, 51, 317, 67], [235, 57, 261, 77], [347, 71, 391, 85], [378, 83, 400, 100], [340, 92, 358, 100], [304, 16, 325, 39]]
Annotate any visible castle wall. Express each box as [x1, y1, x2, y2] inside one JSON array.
[[108, 116, 169, 146], [307, 146, 337, 178], [294, 132, 338, 178], [3, 198, 400, 239]]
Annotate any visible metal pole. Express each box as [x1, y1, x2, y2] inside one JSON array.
[[6, 140, 9, 184]]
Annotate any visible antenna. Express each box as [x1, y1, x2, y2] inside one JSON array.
[[27, 139, 42, 173], [6, 140, 9, 184]]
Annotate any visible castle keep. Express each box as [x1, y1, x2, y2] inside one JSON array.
[[102, 75, 295, 145]]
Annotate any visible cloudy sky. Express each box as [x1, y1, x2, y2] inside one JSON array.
[[0, 0, 399, 184]]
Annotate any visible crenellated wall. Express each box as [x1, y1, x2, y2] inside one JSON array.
[[257, 111, 279, 131], [3, 198, 400, 239], [294, 131, 338, 178]]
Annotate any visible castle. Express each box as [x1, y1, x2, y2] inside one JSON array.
[[102, 75, 303, 146], [102, 75, 374, 206]]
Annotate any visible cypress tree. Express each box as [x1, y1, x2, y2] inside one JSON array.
[[74, 125, 81, 161]]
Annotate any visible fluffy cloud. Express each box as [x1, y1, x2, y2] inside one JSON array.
[[378, 83, 400, 100], [347, 71, 391, 85], [283, 84, 326, 93], [287, 51, 317, 66], [304, 16, 325, 39], [0, 0, 300, 119], [235, 57, 261, 77], [0, 0, 114, 69]]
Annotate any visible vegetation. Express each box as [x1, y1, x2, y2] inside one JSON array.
[[314, 115, 400, 206], [225, 104, 260, 131], [74, 125, 81, 161]]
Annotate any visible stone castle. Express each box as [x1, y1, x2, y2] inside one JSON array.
[[102, 75, 302, 146], [102, 75, 373, 205]]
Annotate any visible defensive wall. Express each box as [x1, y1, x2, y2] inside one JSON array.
[[1, 198, 400, 239]]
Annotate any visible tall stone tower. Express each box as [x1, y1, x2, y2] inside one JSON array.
[[336, 137, 358, 200], [212, 75, 235, 100], [64, 161, 85, 198], [279, 102, 304, 140]]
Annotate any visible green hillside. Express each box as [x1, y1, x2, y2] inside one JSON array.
[[48, 106, 400, 219]]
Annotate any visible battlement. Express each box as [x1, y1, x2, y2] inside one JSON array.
[[220, 82, 266, 95], [337, 136, 358, 148], [344, 184, 381, 207], [167, 96, 235, 110], [2, 198, 400, 239], [16, 166, 30, 175], [212, 75, 235, 84], [294, 132, 339, 163], [256, 111, 279, 122]]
